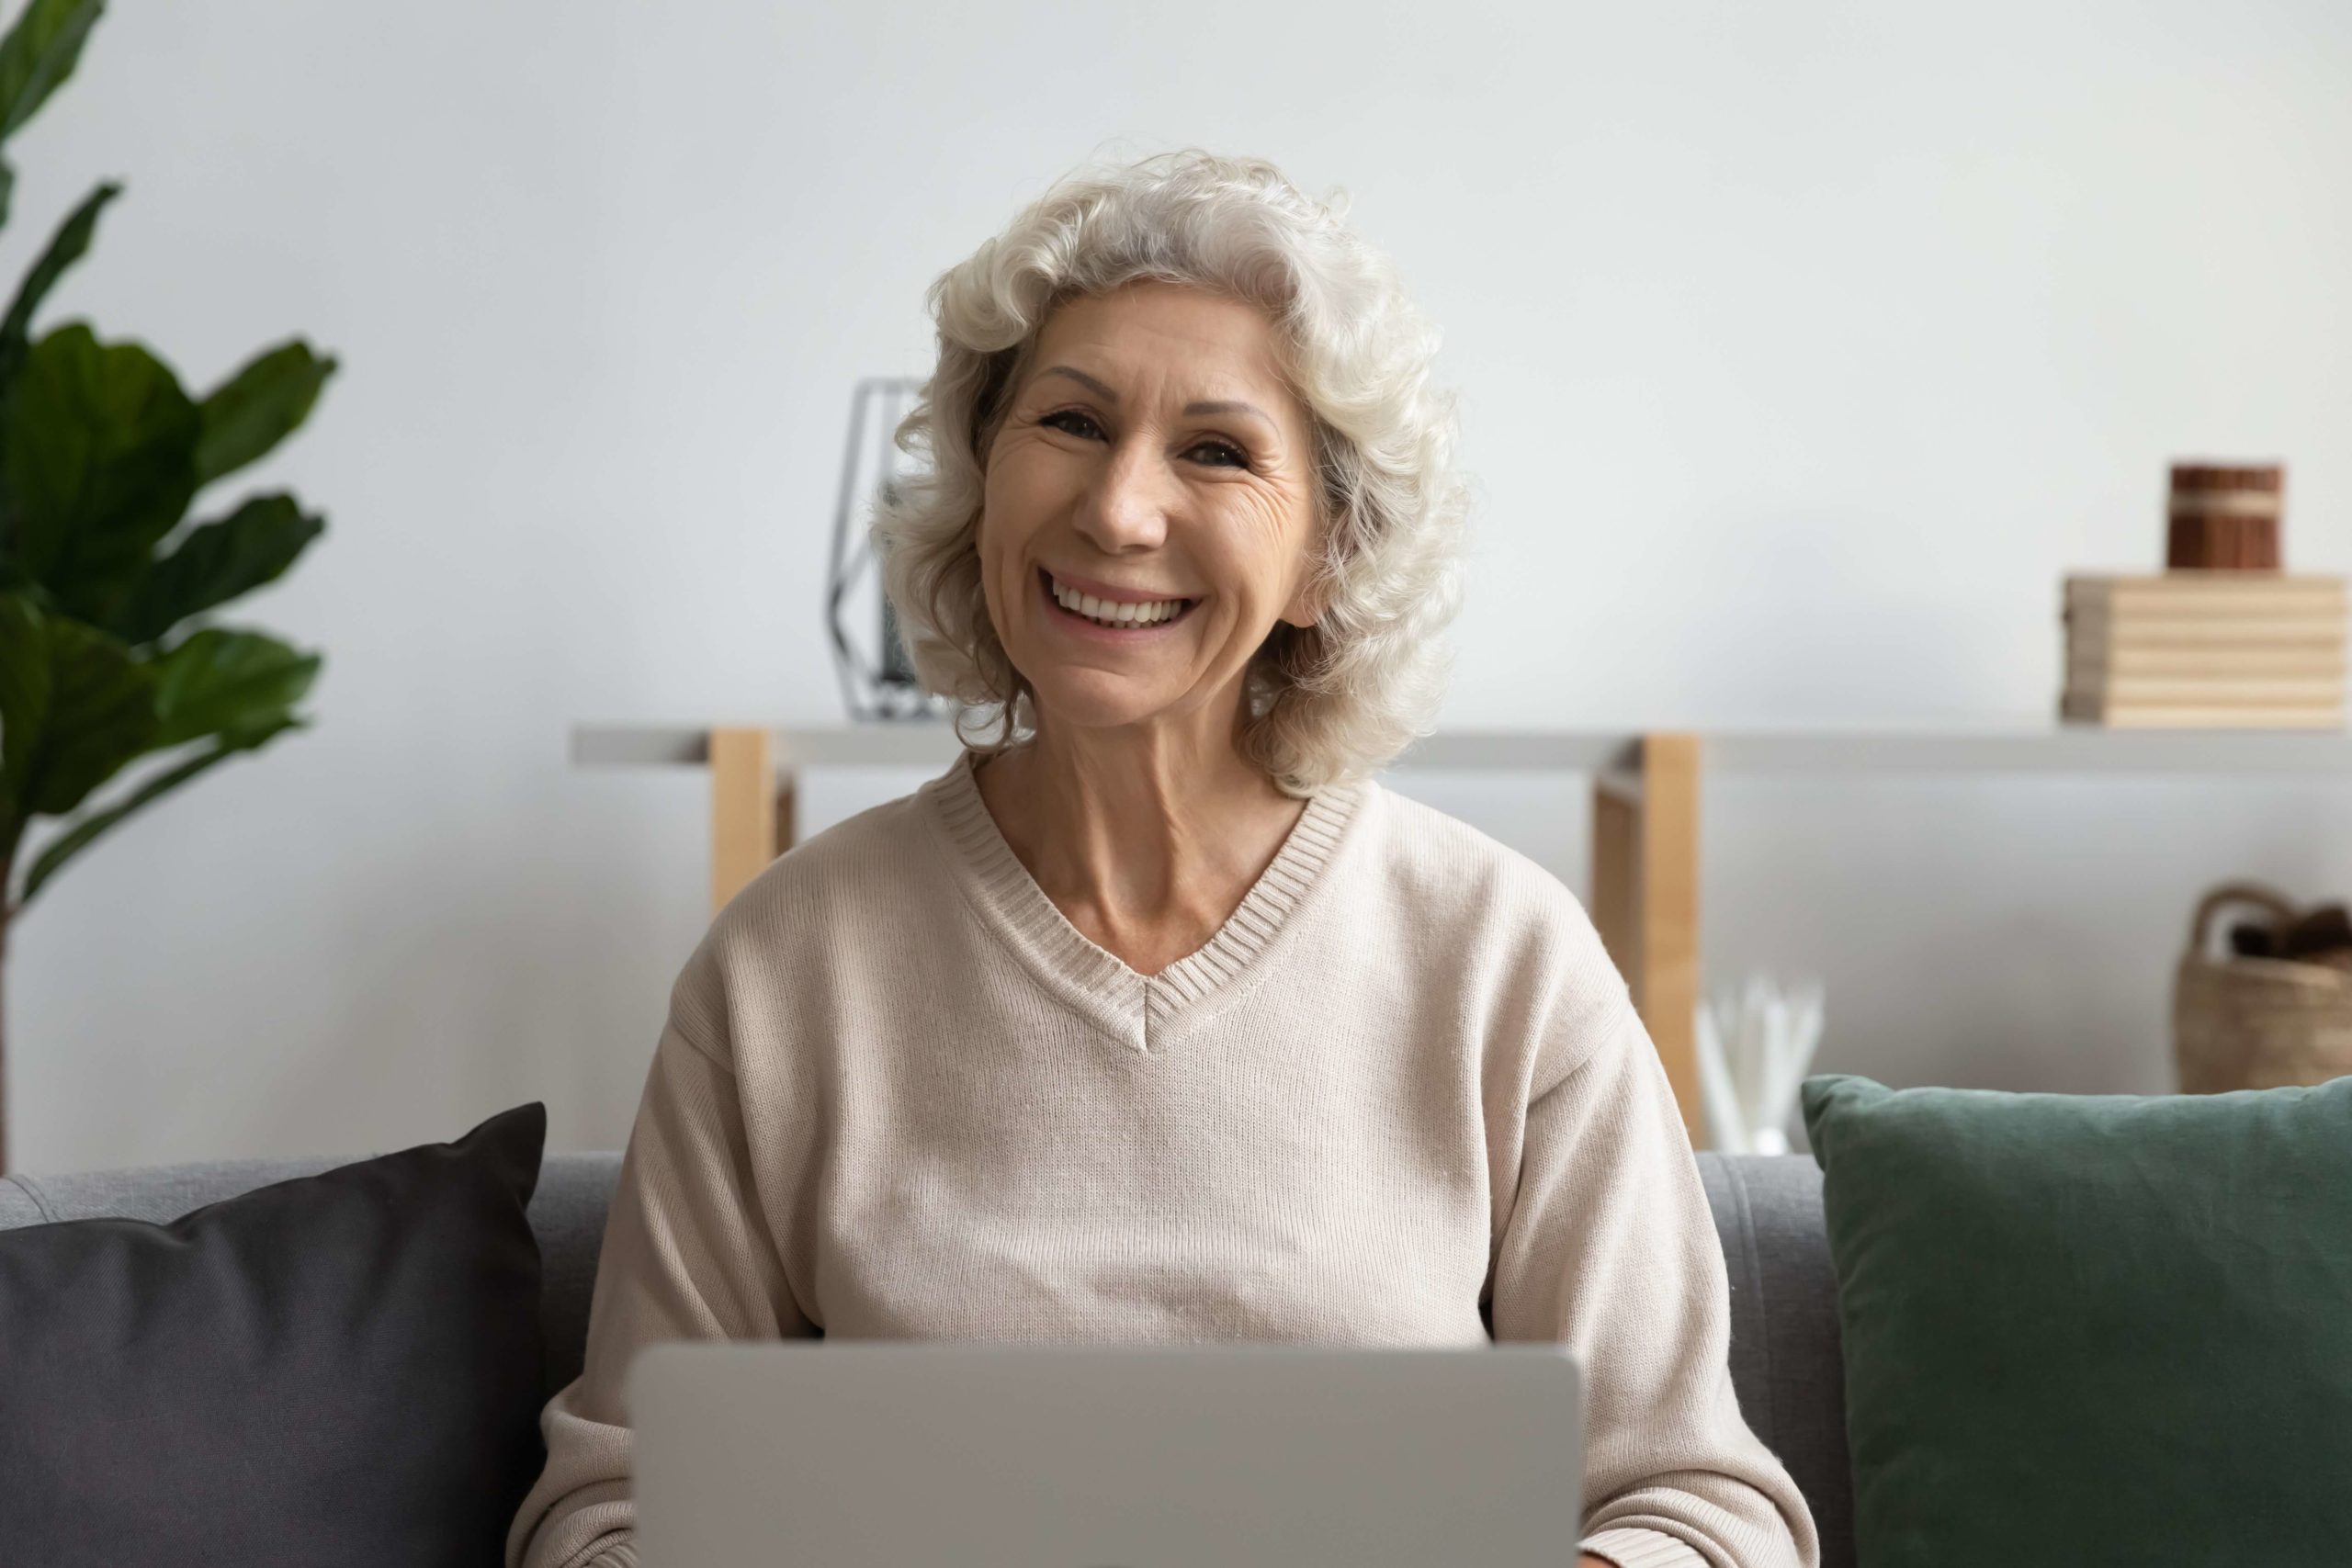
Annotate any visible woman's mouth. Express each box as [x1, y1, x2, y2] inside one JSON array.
[[1038, 567, 1201, 641]]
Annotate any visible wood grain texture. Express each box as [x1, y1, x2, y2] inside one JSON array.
[[1590, 736, 1706, 1149], [709, 726, 777, 916]]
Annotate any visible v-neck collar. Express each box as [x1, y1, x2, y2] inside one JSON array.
[[920, 745, 1372, 1055]]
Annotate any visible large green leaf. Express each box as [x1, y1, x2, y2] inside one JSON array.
[[15, 713, 304, 908], [0, 0, 100, 146], [1, 321, 199, 625], [19, 606, 156, 817], [192, 339, 335, 488], [0, 176, 119, 390], [149, 625, 319, 750], [110, 491, 323, 647]]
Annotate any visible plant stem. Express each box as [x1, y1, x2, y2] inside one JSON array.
[[0, 863, 11, 1177], [0, 841, 13, 1170]]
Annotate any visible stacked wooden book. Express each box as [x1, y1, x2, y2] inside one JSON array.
[[2062, 572, 2346, 728]]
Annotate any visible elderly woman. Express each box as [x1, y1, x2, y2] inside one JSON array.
[[507, 149, 1818, 1568]]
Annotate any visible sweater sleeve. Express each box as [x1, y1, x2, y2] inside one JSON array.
[[504, 1012, 814, 1568], [1487, 999, 1820, 1568]]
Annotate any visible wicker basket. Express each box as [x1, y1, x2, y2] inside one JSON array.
[[2172, 881, 2352, 1093]]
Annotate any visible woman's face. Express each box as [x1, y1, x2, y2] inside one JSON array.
[[978, 279, 1323, 741]]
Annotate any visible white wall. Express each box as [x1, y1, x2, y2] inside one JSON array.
[[7, 0, 2348, 1169]]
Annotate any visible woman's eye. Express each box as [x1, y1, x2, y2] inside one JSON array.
[[1040, 409, 1102, 439], [1039, 411, 1248, 470]]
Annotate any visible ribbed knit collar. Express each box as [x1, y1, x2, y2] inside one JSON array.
[[920, 746, 1372, 1054]]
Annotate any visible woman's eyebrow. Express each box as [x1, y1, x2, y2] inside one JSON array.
[[1037, 365, 1119, 401], [1035, 365, 1272, 427], [1183, 398, 1272, 425]]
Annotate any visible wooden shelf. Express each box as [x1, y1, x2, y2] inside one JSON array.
[[571, 718, 2352, 1149], [574, 721, 2352, 775]]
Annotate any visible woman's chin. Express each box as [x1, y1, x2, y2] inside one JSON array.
[[1023, 678, 1192, 733]]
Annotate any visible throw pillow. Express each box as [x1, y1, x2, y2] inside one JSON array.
[[0, 1100, 550, 1568], [1799, 1071, 2352, 1568]]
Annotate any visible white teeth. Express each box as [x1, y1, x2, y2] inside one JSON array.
[[1048, 573, 1187, 626]]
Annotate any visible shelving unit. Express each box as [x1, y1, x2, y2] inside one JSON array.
[[571, 720, 2352, 1149]]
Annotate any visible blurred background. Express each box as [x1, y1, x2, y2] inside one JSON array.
[[6, 0, 2347, 1169]]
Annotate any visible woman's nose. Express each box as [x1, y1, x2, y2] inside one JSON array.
[[1075, 437, 1175, 548]]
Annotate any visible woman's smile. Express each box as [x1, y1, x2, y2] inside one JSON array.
[[1036, 564, 1203, 644]]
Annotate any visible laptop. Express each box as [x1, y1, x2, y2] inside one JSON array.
[[628, 1340, 1583, 1568]]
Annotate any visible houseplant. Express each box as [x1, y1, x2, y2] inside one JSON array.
[[0, 0, 335, 1170]]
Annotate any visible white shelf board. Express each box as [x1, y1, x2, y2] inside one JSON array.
[[570, 721, 2352, 776]]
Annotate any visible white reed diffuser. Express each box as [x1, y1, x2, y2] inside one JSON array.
[[1694, 971, 1826, 1155]]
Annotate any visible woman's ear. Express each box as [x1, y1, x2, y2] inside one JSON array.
[[1283, 571, 1329, 629], [1284, 520, 1336, 626]]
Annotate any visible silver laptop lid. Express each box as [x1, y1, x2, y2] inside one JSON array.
[[629, 1340, 1583, 1568]]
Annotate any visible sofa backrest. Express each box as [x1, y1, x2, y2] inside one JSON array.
[[3, 1148, 1852, 1568], [1698, 1152, 1851, 1568]]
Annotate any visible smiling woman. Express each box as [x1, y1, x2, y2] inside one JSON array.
[[503, 148, 1820, 1568]]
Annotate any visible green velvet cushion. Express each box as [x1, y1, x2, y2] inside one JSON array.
[[1799, 1071, 2352, 1568]]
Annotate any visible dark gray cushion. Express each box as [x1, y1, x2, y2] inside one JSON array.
[[1, 1142, 624, 1397], [0, 1102, 550, 1568]]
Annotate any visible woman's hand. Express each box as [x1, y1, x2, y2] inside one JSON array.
[[1577, 1555, 1620, 1568]]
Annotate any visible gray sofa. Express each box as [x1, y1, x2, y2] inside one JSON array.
[[0, 1149, 1849, 1568]]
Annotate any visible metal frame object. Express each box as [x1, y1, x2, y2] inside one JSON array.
[[825, 376, 958, 725]]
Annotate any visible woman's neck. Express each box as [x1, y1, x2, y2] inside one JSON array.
[[971, 737, 1308, 977]]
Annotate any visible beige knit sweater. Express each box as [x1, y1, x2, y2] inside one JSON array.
[[504, 747, 1818, 1568]]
